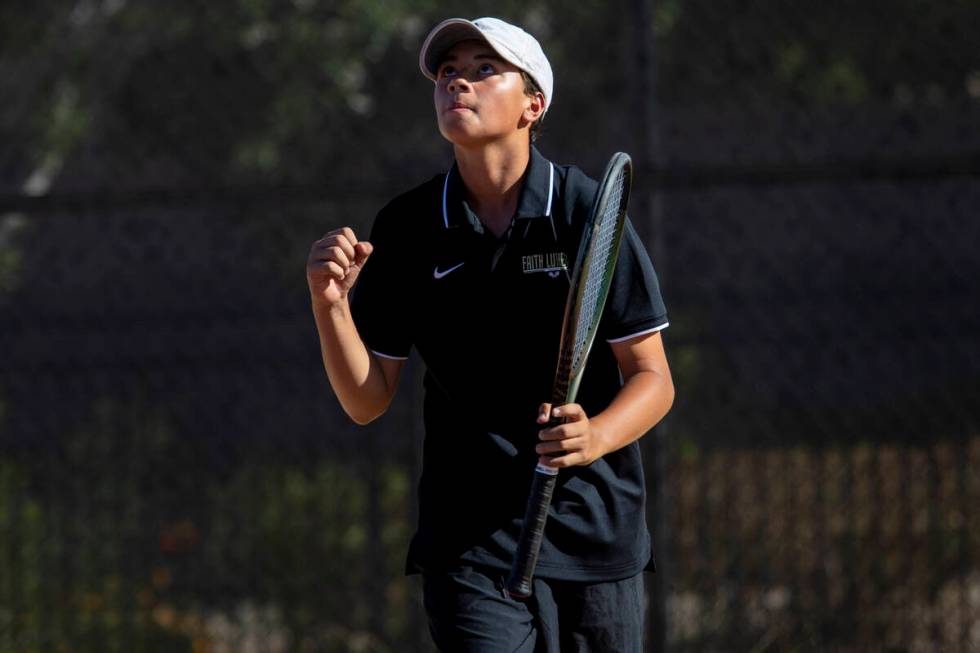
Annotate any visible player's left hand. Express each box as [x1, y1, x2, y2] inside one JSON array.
[[535, 403, 606, 468]]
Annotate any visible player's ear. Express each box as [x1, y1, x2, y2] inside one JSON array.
[[522, 91, 546, 125]]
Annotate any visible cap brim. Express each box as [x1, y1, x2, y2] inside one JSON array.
[[419, 19, 492, 81]]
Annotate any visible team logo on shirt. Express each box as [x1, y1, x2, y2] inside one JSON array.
[[522, 252, 568, 278]]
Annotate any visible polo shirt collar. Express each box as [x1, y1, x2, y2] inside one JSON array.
[[442, 146, 555, 230]]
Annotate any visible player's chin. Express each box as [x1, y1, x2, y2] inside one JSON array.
[[437, 121, 479, 145]]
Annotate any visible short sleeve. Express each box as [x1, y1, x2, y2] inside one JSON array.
[[349, 207, 414, 359], [599, 217, 669, 343]]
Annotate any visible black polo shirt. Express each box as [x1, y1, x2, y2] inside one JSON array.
[[350, 146, 669, 582]]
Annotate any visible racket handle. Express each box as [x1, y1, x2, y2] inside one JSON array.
[[506, 463, 559, 599]]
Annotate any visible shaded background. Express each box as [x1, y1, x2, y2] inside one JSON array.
[[2, 0, 979, 651]]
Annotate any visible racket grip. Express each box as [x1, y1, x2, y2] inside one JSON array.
[[506, 464, 559, 599]]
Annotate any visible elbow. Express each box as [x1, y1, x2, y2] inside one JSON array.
[[347, 406, 384, 426], [349, 412, 375, 426], [344, 395, 393, 426], [341, 356, 401, 425]]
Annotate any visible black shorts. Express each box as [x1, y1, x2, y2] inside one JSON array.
[[422, 565, 645, 652]]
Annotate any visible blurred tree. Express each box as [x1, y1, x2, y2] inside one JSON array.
[[653, 0, 979, 107], [2, 0, 976, 194]]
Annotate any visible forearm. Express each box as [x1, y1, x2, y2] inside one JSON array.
[[590, 368, 674, 456], [311, 297, 395, 424]]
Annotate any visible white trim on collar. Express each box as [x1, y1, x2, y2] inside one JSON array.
[[545, 162, 554, 217], [442, 170, 450, 229], [441, 162, 556, 228]]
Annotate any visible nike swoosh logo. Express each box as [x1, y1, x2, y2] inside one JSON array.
[[433, 262, 465, 279]]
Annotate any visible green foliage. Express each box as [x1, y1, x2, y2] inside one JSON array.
[[4, 0, 976, 193], [2, 0, 975, 286], [652, 0, 979, 106], [0, 393, 415, 651], [205, 459, 412, 649], [36, 80, 92, 172], [652, 0, 683, 37], [668, 440, 980, 652]]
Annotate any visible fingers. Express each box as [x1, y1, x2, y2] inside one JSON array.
[[537, 416, 585, 453], [327, 245, 353, 270], [536, 435, 583, 456], [537, 402, 584, 424], [309, 227, 371, 280], [538, 452, 586, 469], [554, 404, 585, 421], [322, 260, 346, 279], [332, 226, 358, 247], [316, 228, 356, 260], [537, 403, 552, 423], [537, 404, 586, 437], [536, 403, 591, 468], [353, 241, 374, 266]]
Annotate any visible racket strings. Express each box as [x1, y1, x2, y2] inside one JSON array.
[[569, 170, 628, 373]]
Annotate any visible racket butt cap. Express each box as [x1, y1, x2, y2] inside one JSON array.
[[507, 583, 532, 600]]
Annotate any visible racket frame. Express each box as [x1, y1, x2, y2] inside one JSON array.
[[505, 152, 633, 599]]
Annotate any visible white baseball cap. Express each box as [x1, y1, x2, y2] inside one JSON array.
[[419, 17, 554, 115]]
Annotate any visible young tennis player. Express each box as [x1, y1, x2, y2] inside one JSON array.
[[307, 17, 674, 651]]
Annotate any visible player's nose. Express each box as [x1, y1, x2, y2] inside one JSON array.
[[447, 76, 472, 94]]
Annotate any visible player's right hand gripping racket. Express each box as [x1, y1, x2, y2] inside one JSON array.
[[506, 152, 633, 599]]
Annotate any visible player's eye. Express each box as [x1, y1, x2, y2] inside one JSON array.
[[478, 63, 496, 75], [437, 64, 457, 79]]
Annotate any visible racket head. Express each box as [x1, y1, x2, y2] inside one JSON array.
[[552, 152, 633, 404]]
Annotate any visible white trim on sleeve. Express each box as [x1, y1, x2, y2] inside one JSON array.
[[370, 349, 409, 361], [605, 322, 669, 344]]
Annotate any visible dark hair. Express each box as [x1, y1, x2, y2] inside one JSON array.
[[521, 71, 545, 143]]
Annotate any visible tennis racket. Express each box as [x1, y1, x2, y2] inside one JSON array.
[[506, 152, 633, 599]]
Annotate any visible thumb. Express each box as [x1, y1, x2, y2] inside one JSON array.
[[353, 241, 373, 267], [342, 241, 373, 289]]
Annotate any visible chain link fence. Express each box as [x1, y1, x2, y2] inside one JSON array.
[[2, 0, 979, 651]]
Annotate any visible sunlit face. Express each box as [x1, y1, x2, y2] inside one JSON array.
[[433, 40, 541, 146]]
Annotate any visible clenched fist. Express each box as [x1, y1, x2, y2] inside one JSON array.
[[306, 227, 374, 306]]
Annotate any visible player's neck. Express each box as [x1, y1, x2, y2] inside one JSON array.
[[453, 139, 530, 238]]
